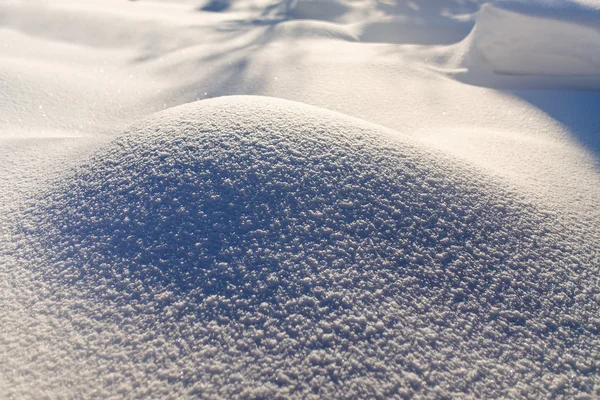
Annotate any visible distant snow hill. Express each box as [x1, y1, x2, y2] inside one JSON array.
[[13, 96, 599, 398]]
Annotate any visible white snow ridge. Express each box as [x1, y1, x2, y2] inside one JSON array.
[[7, 96, 599, 398]]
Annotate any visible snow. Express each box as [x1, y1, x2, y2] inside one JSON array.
[[474, 2, 600, 77], [441, 1, 600, 89], [1, 0, 599, 398]]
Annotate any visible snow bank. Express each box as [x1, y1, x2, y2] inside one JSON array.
[[13, 96, 599, 398], [455, 1, 600, 86]]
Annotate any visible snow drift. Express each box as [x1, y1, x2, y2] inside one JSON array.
[[12, 96, 599, 398], [451, 1, 600, 89]]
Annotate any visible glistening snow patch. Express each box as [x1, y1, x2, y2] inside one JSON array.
[[16, 96, 600, 398]]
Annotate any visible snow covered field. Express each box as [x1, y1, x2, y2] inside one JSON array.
[[1, 0, 599, 398]]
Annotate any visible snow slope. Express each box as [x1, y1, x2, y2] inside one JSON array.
[[1, 0, 599, 398], [475, 2, 600, 76], [438, 1, 600, 89], [6, 96, 600, 398]]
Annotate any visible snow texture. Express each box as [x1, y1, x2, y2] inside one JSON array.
[[5, 96, 599, 398], [1, 0, 600, 398]]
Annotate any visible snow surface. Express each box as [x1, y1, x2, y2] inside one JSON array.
[[446, 1, 600, 89], [1, 0, 599, 398]]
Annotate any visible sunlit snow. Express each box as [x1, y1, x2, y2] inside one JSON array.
[[1, 0, 599, 398]]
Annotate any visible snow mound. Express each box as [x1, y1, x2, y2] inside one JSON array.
[[451, 1, 600, 88], [18, 96, 600, 398]]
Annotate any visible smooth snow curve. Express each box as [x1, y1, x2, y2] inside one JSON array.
[[9, 96, 599, 399], [448, 1, 600, 89]]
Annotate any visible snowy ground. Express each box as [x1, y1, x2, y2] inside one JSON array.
[[1, 0, 599, 398]]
